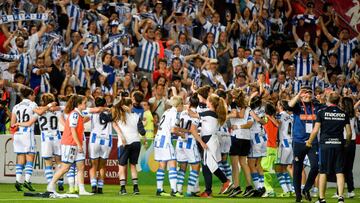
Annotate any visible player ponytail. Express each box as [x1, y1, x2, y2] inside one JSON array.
[[112, 97, 132, 124], [208, 94, 227, 126], [64, 95, 85, 114]]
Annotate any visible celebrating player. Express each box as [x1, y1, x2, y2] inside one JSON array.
[[275, 100, 295, 197], [46, 95, 88, 194], [11, 88, 56, 192], [112, 97, 146, 195], [228, 89, 254, 197], [154, 96, 186, 197], [89, 97, 112, 194], [175, 93, 201, 196]]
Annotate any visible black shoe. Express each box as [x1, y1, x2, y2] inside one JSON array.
[[252, 189, 260, 197], [15, 181, 23, 192], [243, 186, 255, 197], [259, 187, 266, 197], [228, 186, 242, 197], [156, 190, 171, 197], [119, 186, 127, 195], [133, 185, 140, 195], [97, 187, 103, 194], [170, 190, 184, 197], [58, 184, 64, 192], [223, 185, 234, 195], [92, 186, 97, 194], [23, 181, 35, 192], [302, 190, 312, 201], [338, 196, 344, 203], [315, 198, 326, 203]]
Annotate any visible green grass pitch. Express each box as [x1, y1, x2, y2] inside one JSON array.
[[0, 183, 357, 203]]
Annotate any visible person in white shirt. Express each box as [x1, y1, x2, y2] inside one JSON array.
[[11, 87, 56, 192], [275, 100, 295, 197], [154, 96, 187, 197], [175, 93, 201, 197], [88, 97, 113, 194], [228, 89, 255, 197], [112, 97, 146, 195]]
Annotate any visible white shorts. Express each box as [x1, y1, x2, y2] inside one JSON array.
[[176, 136, 201, 164], [154, 135, 175, 162], [61, 145, 78, 164], [276, 139, 293, 165], [75, 141, 86, 162], [88, 133, 112, 159], [248, 133, 267, 158], [13, 128, 36, 154], [41, 131, 61, 158], [219, 134, 231, 154]]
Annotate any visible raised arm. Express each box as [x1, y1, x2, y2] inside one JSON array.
[[36, 21, 47, 39], [196, 1, 207, 25], [288, 90, 303, 107], [65, 17, 73, 46], [134, 18, 143, 41], [285, 0, 292, 18], [320, 17, 335, 42], [71, 36, 86, 58], [292, 25, 300, 43], [44, 40, 55, 67]]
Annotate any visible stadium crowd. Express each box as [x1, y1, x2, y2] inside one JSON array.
[[0, 0, 359, 202]]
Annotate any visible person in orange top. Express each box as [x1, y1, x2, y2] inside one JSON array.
[[261, 102, 280, 197], [47, 95, 87, 194]]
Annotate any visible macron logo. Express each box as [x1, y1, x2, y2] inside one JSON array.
[[324, 112, 346, 117]]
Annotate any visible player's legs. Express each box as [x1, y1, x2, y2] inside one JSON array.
[[256, 158, 264, 190], [248, 158, 259, 189], [177, 162, 187, 194], [23, 153, 35, 191], [318, 174, 327, 200], [129, 163, 139, 194], [44, 158, 54, 184], [15, 154, 26, 191], [67, 164, 76, 193], [239, 156, 252, 186], [90, 159, 99, 193], [76, 160, 92, 195], [292, 142, 307, 201], [168, 160, 179, 195], [187, 163, 200, 195], [303, 145, 319, 193], [97, 158, 106, 193], [230, 156, 240, 188], [54, 155, 64, 191], [156, 161, 168, 195], [47, 163, 72, 192], [220, 153, 232, 181], [275, 165, 290, 195]]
